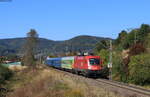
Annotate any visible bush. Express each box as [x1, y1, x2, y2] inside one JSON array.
[[144, 33, 150, 52], [96, 49, 109, 66], [129, 43, 146, 56], [0, 64, 13, 84], [112, 52, 127, 82], [128, 54, 150, 85]]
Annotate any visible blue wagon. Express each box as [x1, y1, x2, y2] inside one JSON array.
[[45, 57, 61, 68], [45, 58, 53, 66]]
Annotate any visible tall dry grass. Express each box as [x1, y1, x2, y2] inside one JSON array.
[[7, 68, 122, 97]]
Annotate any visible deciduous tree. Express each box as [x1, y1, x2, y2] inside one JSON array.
[[22, 29, 39, 69]]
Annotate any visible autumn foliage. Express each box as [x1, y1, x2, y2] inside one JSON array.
[[129, 43, 146, 56]]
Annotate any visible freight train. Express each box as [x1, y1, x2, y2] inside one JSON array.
[[45, 55, 103, 77]]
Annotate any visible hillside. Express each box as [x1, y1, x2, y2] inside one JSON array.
[[0, 35, 111, 56]]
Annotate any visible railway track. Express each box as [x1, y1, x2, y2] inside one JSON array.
[[95, 79, 150, 97], [47, 67, 150, 97]]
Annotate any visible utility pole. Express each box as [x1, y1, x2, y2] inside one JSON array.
[[65, 46, 68, 56], [109, 40, 113, 80], [134, 31, 137, 44]]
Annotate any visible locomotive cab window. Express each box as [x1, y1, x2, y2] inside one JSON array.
[[89, 58, 100, 65]]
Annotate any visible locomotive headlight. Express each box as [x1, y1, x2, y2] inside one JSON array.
[[87, 61, 91, 69]]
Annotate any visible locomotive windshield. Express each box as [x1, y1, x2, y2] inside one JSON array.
[[89, 58, 100, 65]]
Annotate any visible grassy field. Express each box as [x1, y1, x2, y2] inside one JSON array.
[[5, 67, 122, 97]]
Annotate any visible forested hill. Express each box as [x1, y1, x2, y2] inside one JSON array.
[[0, 35, 111, 56]]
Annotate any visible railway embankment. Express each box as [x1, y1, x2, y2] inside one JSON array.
[[52, 67, 150, 97], [4, 67, 122, 97]]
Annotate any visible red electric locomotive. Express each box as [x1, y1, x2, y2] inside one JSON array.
[[73, 55, 102, 76]]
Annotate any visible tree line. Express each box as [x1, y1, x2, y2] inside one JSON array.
[[95, 24, 150, 86]]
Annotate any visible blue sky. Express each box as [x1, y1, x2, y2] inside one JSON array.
[[0, 0, 150, 40]]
